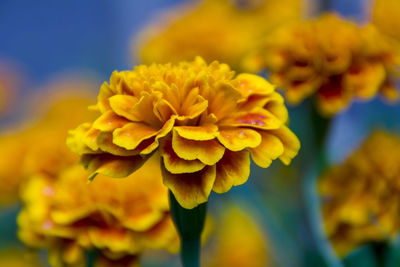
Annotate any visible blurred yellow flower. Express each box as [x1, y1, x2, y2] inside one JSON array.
[[0, 248, 44, 267], [0, 81, 96, 206], [205, 205, 270, 267], [67, 57, 300, 209], [244, 14, 400, 116], [135, 0, 302, 70], [18, 155, 179, 267], [319, 131, 400, 257]]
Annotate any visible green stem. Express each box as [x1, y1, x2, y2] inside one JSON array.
[[372, 242, 388, 267], [310, 102, 331, 172], [169, 191, 207, 267]]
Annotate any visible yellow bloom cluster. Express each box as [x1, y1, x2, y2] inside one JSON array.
[[67, 57, 300, 209], [205, 206, 270, 267], [0, 91, 95, 206], [136, 0, 301, 70], [244, 14, 399, 116], [18, 155, 179, 267], [319, 131, 400, 257]]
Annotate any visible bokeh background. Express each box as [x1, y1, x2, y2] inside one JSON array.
[[0, 0, 399, 266]]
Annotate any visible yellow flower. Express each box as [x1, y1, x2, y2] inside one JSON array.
[[0, 86, 96, 206], [205, 205, 270, 267], [18, 155, 179, 267], [67, 57, 300, 209], [244, 14, 400, 116], [319, 131, 400, 257], [135, 0, 302, 70]]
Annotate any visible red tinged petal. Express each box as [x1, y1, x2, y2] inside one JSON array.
[[162, 165, 216, 209], [160, 136, 205, 174], [82, 154, 148, 181], [220, 108, 282, 130], [172, 130, 225, 165], [213, 150, 250, 193], [249, 131, 284, 168]]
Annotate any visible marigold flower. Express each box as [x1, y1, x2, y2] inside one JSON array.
[[243, 14, 400, 116], [0, 87, 96, 206], [67, 57, 300, 209], [135, 0, 302, 70], [319, 131, 400, 257], [205, 205, 270, 267], [18, 155, 179, 267]]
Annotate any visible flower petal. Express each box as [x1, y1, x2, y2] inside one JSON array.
[[160, 136, 205, 174], [82, 154, 148, 181], [140, 116, 176, 155], [213, 150, 250, 193], [268, 125, 301, 165], [172, 130, 225, 165], [220, 108, 282, 130], [97, 132, 140, 156], [249, 131, 284, 168], [109, 94, 140, 121], [92, 110, 130, 132], [217, 128, 261, 151], [162, 164, 216, 209], [113, 122, 158, 150], [174, 124, 218, 141], [235, 73, 275, 98]]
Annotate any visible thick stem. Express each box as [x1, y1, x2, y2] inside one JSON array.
[[372, 242, 388, 267], [169, 191, 207, 267], [310, 102, 331, 172]]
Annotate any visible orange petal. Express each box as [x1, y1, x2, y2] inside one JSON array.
[[84, 127, 100, 151], [180, 88, 208, 119], [249, 131, 284, 168], [97, 80, 116, 113], [213, 150, 250, 193], [92, 110, 130, 131], [162, 165, 216, 209], [153, 98, 177, 122], [208, 82, 241, 120], [268, 125, 300, 165], [67, 123, 98, 155], [172, 130, 225, 165], [97, 132, 140, 156], [220, 108, 282, 130], [217, 128, 261, 151], [160, 136, 205, 174], [109, 94, 140, 121], [113, 122, 158, 150], [82, 154, 148, 181], [174, 124, 218, 141]]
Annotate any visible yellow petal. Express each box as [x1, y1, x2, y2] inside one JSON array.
[[108, 94, 140, 121], [172, 130, 225, 165], [92, 110, 129, 131], [249, 131, 284, 168], [268, 125, 300, 165], [174, 124, 218, 141], [82, 154, 147, 181], [97, 81, 116, 113], [217, 128, 261, 151], [213, 150, 250, 193], [97, 132, 140, 156], [140, 116, 176, 155], [220, 108, 282, 130], [160, 136, 205, 174], [162, 165, 216, 209], [113, 122, 158, 150], [235, 73, 275, 98]]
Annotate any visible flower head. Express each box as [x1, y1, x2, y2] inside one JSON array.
[[0, 87, 96, 206], [319, 131, 400, 257], [18, 155, 179, 267], [135, 0, 302, 70], [372, 0, 400, 41], [243, 14, 400, 116], [67, 57, 300, 209]]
